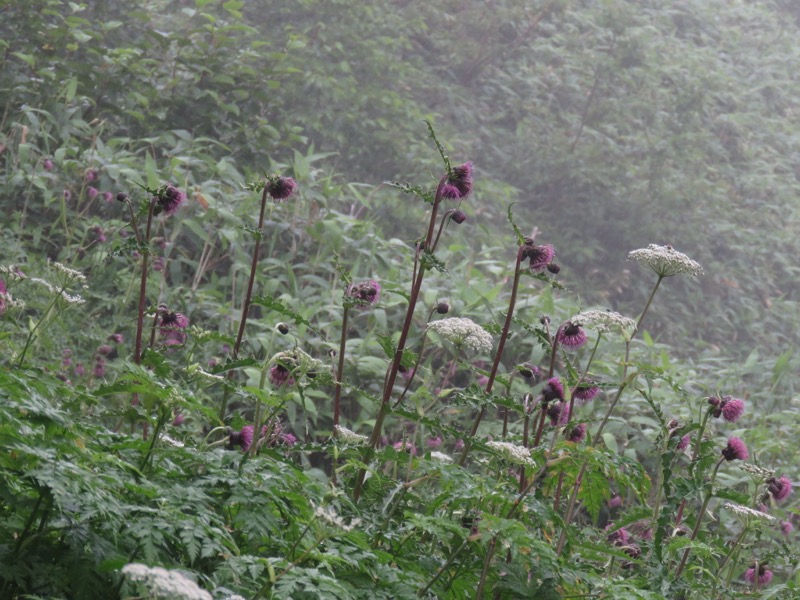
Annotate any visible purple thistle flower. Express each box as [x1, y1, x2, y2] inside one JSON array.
[[269, 363, 295, 387], [85, 169, 99, 182], [108, 333, 124, 344], [152, 256, 165, 272], [547, 401, 570, 426], [155, 184, 185, 216], [450, 209, 467, 224], [517, 362, 541, 384], [574, 381, 600, 403], [158, 309, 189, 346], [676, 434, 691, 451], [767, 476, 792, 502], [720, 397, 745, 423], [239, 425, 255, 452], [93, 357, 105, 378], [558, 321, 588, 349], [266, 176, 298, 201], [281, 432, 297, 446], [96, 344, 112, 356], [781, 521, 794, 535], [63, 189, 72, 201], [427, 436, 443, 449], [393, 440, 418, 455], [567, 423, 586, 443], [102, 191, 114, 203], [74, 363, 85, 376], [346, 280, 381, 310], [87, 186, 99, 200], [606, 525, 629, 546], [447, 162, 473, 199], [43, 159, 53, 171], [454, 438, 465, 451], [608, 495, 623, 509], [398, 364, 415, 380], [722, 436, 748, 461], [440, 184, 462, 200], [91, 225, 106, 243], [541, 377, 564, 403], [744, 565, 773, 586], [523, 243, 555, 272], [172, 411, 185, 427]]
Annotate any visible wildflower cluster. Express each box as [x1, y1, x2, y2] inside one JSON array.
[[121, 563, 212, 600], [627, 244, 703, 277], [427, 317, 493, 353]]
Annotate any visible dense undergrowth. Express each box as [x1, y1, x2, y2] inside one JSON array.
[[1, 1, 799, 599]]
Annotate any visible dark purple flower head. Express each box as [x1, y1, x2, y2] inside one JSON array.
[[92, 357, 106, 378], [280, 432, 297, 446], [546, 263, 561, 274], [269, 361, 296, 387], [102, 191, 114, 203], [43, 159, 54, 171], [108, 333, 124, 344], [446, 162, 473, 199], [154, 184, 185, 216], [63, 189, 72, 201], [568, 423, 586, 443], [398, 364, 415, 380], [158, 308, 189, 346], [91, 225, 106, 243], [116, 192, 128, 203], [522, 242, 555, 272], [236, 425, 255, 452], [781, 520, 794, 535], [558, 321, 587, 349], [346, 280, 381, 310], [606, 525, 629, 546], [96, 344, 113, 356], [85, 169, 99, 182], [676, 435, 691, 451], [87, 186, 99, 200], [710, 395, 745, 422], [744, 565, 773, 586], [608, 495, 623, 509], [574, 381, 600, 403], [722, 436, 749, 461], [440, 184, 462, 200], [266, 176, 298, 201], [435, 300, 450, 315], [517, 362, 541, 384], [767, 476, 792, 502], [541, 377, 564, 403], [547, 401, 570, 427], [451, 209, 467, 224]]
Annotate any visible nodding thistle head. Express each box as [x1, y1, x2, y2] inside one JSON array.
[[435, 300, 450, 315], [767, 476, 793, 502], [744, 564, 773, 586], [722, 436, 749, 462], [266, 175, 298, 201], [153, 184, 185, 216], [444, 162, 473, 200], [516, 362, 541, 384], [541, 377, 564, 403], [547, 263, 561, 274], [709, 395, 745, 423], [557, 320, 588, 350], [451, 209, 467, 224], [116, 192, 128, 203], [521, 238, 556, 272], [345, 280, 381, 310], [276, 322, 290, 335]]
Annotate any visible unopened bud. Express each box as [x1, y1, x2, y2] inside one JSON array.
[[276, 322, 290, 335], [547, 263, 561, 274], [451, 209, 467, 224], [435, 301, 450, 314]]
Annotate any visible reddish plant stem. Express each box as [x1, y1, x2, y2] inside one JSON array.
[[333, 306, 350, 434], [218, 185, 270, 421], [353, 180, 446, 501], [456, 246, 525, 467], [133, 201, 155, 439]]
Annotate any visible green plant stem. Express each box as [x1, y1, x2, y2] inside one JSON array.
[[248, 356, 273, 458], [674, 457, 725, 579], [353, 178, 447, 501], [718, 524, 749, 581], [457, 245, 525, 467], [674, 408, 713, 528], [15, 286, 62, 367], [418, 538, 469, 597], [333, 306, 350, 435], [219, 185, 270, 422], [556, 275, 663, 555]]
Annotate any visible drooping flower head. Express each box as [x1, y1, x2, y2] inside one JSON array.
[[541, 377, 564, 403], [345, 280, 381, 310], [547, 401, 570, 426], [557, 320, 588, 349], [568, 423, 586, 443], [157, 306, 189, 346], [443, 162, 473, 199], [606, 525, 629, 546], [427, 317, 494, 354], [722, 436, 749, 462], [744, 564, 773, 586], [85, 169, 99, 182], [87, 186, 99, 200], [574, 380, 600, 403], [43, 159, 54, 171], [521, 239, 555, 272], [628, 244, 703, 278], [153, 184, 186, 216], [708, 395, 745, 423], [767, 476, 793, 502], [516, 362, 541, 384], [266, 175, 298, 201], [450, 209, 467, 224]]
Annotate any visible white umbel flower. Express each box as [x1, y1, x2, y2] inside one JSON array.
[[571, 309, 637, 340], [427, 317, 493, 353], [627, 244, 703, 277], [313, 503, 362, 531], [122, 563, 212, 600], [486, 441, 535, 466], [51, 261, 86, 282], [723, 503, 776, 522], [429, 451, 453, 463], [334, 425, 369, 445]]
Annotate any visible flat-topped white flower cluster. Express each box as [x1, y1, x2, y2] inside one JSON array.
[[628, 244, 703, 277], [427, 317, 493, 353], [486, 440, 535, 466], [122, 563, 212, 600], [570, 309, 637, 340]]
